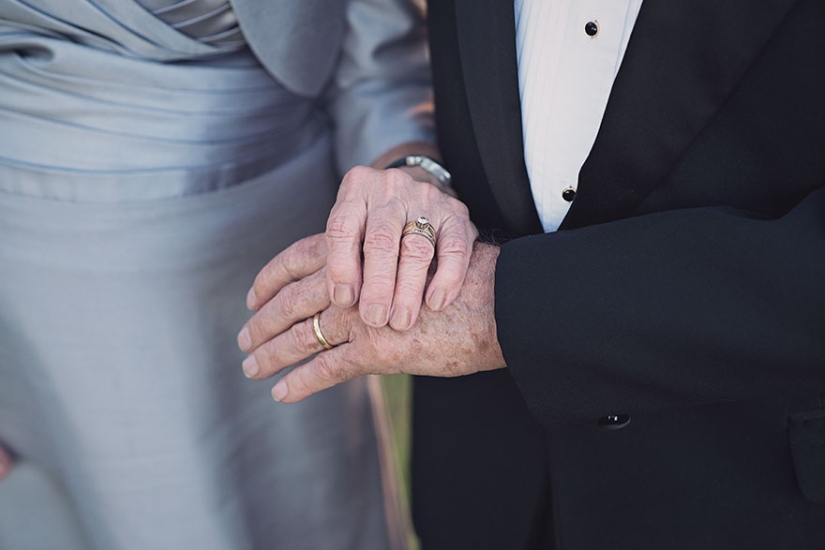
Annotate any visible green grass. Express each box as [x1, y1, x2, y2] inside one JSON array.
[[381, 374, 419, 550]]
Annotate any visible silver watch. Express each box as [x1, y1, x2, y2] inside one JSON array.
[[387, 155, 452, 187]]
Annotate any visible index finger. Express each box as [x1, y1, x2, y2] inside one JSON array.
[[271, 345, 360, 403], [247, 233, 327, 311]]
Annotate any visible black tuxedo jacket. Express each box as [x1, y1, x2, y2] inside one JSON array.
[[412, 0, 825, 548]]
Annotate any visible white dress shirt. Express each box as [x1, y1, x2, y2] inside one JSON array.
[[515, 0, 643, 232]]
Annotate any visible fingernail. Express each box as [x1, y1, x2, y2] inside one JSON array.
[[272, 380, 288, 402], [390, 307, 412, 330], [333, 284, 355, 306], [364, 304, 388, 326], [429, 288, 447, 311], [246, 287, 257, 310], [237, 328, 252, 352], [242, 355, 259, 378]]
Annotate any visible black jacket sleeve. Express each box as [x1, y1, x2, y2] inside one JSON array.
[[496, 185, 825, 427]]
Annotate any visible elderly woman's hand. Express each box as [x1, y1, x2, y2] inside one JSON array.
[[320, 163, 478, 331]]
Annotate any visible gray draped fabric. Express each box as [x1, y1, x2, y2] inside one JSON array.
[[0, 0, 322, 200], [0, 1, 400, 549], [135, 0, 245, 48]]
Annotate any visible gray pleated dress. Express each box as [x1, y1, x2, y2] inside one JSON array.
[[0, 1, 399, 549]]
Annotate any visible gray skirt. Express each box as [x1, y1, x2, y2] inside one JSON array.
[[0, 134, 399, 550]]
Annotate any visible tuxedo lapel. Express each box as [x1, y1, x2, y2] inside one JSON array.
[[562, 0, 799, 229], [454, 0, 543, 237]]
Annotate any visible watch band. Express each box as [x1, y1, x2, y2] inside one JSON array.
[[386, 155, 452, 187]]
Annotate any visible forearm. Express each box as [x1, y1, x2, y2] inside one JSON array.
[[326, 0, 435, 173]]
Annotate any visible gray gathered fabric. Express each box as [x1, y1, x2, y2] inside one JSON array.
[[0, 0, 303, 200], [135, 0, 245, 48], [0, 2, 397, 549]]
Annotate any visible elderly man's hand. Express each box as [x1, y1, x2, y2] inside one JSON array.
[[238, 241, 505, 402]]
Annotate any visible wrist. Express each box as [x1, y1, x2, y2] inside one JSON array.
[[386, 154, 456, 198], [369, 141, 455, 195], [395, 165, 457, 196], [465, 242, 506, 371], [387, 154, 451, 185]]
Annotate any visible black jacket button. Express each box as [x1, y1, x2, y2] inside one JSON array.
[[598, 414, 631, 430], [585, 21, 599, 37]]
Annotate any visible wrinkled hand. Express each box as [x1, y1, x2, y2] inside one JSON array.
[[238, 241, 505, 403], [239, 234, 331, 353], [320, 165, 478, 331]]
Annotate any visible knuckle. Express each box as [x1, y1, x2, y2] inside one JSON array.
[[314, 356, 341, 384], [405, 280, 431, 303], [255, 257, 282, 291], [338, 355, 360, 379], [326, 214, 359, 243], [342, 165, 372, 189], [394, 277, 424, 300], [328, 263, 357, 287], [363, 227, 399, 256], [293, 322, 317, 355], [400, 236, 435, 262], [284, 325, 306, 356], [351, 165, 374, 180], [361, 273, 396, 298], [437, 236, 470, 257], [276, 288, 298, 319], [275, 237, 322, 282], [277, 253, 300, 282], [292, 235, 317, 257], [330, 308, 353, 343]]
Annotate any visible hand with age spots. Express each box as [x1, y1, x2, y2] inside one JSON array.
[[238, 237, 505, 403]]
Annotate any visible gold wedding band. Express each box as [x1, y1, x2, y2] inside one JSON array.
[[401, 216, 437, 247], [312, 312, 334, 350]]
